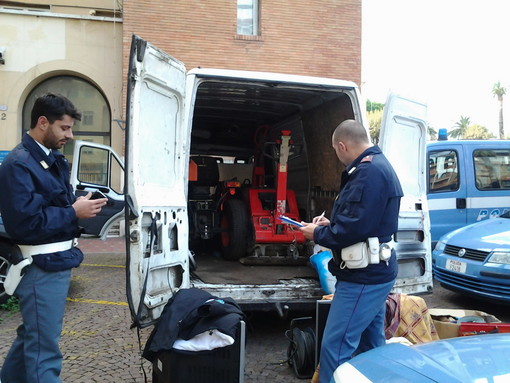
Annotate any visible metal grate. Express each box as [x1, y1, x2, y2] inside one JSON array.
[[444, 244, 490, 262]]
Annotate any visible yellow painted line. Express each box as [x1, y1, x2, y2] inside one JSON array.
[[67, 297, 128, 306], [81, 263, 125, 268], [61, 329, 98, 337]]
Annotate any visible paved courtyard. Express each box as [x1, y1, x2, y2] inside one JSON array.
[[2, 237, 509, 382], [0, 237, 303, 382]]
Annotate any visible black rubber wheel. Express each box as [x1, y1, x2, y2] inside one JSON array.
[[0, 254, 10, 305], [220, 199, 249, 260]]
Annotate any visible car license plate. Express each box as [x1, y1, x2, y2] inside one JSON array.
[[446, 259, 467, 274]]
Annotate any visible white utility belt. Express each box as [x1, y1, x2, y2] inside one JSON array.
[[340, 237, 395, 269], [4, 238, 78, 296], [383, 239, 395, 250], [17, 239, 77, 258]]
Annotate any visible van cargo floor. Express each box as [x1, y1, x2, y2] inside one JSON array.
[[192, 254, 318, 285]]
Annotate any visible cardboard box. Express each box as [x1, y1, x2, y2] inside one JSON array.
[[428, 308, 501, 339]]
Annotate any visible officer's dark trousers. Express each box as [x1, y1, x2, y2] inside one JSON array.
[[319, 279, 395, 383], [1, 264, 71, 383]]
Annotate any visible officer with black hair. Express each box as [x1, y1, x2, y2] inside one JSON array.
[[0, 93, 107, 382]]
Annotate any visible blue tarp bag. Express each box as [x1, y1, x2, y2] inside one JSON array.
[[309, 249, 336, 295]]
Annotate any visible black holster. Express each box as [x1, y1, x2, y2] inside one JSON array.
[[0, 240, 24, 265]]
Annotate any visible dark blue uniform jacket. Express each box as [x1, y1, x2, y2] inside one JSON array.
[[0, 133, 81, 245], [314, 145, 403, 284], [143, 288, 245, 362]]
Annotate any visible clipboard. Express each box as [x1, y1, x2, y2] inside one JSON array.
[[278, 216, 304, 227]]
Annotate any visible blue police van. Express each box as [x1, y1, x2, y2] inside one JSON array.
[[427, 139, 510, 246]]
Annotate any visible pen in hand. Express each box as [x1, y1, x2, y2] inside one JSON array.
[[316, 211, 326, 224]]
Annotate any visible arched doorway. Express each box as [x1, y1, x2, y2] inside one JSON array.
[[22, 75, 111, 163]]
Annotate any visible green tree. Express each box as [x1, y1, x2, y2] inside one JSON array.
[[367, 109, 382, 144], [366, 99, 384, 112], [428, 125, 437, 141], [449, 116, 471, 139], [492, 81, 506, 139], [464, 124, 496, 139]]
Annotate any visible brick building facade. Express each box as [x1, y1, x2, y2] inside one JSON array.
[[122, 0, 361, 85]]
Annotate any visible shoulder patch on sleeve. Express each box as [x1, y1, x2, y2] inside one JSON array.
[[361, 155, 373, 163]]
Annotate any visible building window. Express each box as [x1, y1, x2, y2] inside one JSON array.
[[237, 0, 259, 36], [22, 75, 111, 164]]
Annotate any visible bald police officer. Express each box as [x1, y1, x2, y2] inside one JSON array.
[[300, 119, 403, 383]]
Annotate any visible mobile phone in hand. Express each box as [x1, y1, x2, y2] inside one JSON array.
[[90, 190, 107, 200]]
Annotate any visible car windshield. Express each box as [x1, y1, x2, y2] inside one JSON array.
[[499, 211, 510, 219]]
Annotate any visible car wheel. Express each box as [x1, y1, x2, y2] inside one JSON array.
[[0, 254, 10, 305], [220, 199, 249, 260]]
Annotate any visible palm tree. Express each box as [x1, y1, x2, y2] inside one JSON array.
[[492, 81, 506, 139], [449, 116, 471, 139], [427, 125, 437, 141]]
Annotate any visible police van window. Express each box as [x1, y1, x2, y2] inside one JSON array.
[[428, 150, 459, 192], [22, 75, 111, 166], [76, 145, 124, 195], [474, 149, 510, 190]]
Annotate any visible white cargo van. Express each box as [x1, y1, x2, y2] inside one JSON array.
[[70, 35, 432, 327]]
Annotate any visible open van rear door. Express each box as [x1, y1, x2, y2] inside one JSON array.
[[125, 35, 190, 327], [379, 93, 433, 294]]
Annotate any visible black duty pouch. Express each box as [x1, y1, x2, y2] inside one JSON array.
[[0, 241, 24, 265], [32, 247, 84, 271], [331, 249, 342, 265]]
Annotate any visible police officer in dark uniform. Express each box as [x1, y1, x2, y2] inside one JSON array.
[[0, 93, 107, 382], [300, 119, 403, 383]]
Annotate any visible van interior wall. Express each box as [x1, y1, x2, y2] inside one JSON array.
[[291, 95, 354, 220]]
